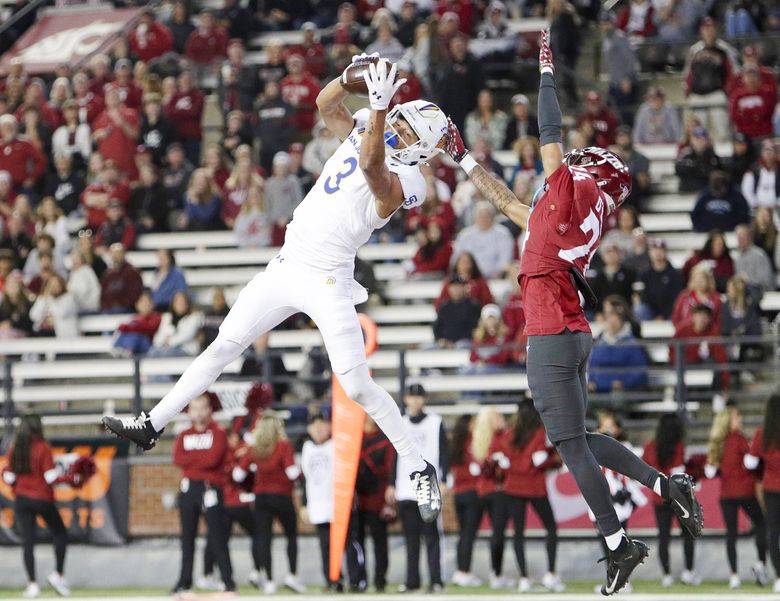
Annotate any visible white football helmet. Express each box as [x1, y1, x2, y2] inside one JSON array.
[[384, 100, 448, 165]]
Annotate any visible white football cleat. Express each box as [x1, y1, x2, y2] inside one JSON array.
[[680, 569, 701, 586], [23, 583, 40, 598], [752, 562, 768, 586], [518, 577, 532, 593], [283, 573, 306, 593], [47, 573, 70, 597], [661, 574, 674, 588], [541, 571, 565, 592]]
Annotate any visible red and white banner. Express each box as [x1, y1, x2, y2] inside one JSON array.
[[0, 6, 142, 75]]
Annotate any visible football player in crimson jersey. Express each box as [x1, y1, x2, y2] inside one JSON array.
[[444, 31, 703, 596]]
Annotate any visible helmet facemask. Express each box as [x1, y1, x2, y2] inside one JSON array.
[[383, 102, 447, 165]]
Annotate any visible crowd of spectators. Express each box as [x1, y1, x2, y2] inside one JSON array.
[[0, 0, 778, 401]]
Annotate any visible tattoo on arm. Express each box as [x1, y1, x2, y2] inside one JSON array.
[[470, 165, 519, 215]]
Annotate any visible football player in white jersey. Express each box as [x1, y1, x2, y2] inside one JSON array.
[[103, 55, 447, 522]]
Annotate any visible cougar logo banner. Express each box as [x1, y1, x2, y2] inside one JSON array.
[[0, 439, 129, 545]]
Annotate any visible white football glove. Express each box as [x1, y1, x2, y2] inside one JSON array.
[[351, 52, 380, 64], [363, 60, 406, 111]]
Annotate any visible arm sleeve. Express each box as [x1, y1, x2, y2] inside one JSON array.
[[537, 72, 562, 146]]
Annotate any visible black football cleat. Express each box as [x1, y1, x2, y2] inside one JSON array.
[[411, 460, 441, 523], [599, 537, 649, 596], [102, 412, 162, 451], [667, 473, 704, 537]]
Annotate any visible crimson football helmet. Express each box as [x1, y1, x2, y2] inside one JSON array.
[[563, 147, 631, 213]]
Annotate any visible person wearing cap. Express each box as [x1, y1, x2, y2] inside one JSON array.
[[637, 238, 683, 320], [575, 90, 618, 149], [674, 126, 722, 193], [691, 170, 750, 233], [633, 87, 681, 146], [388, 384, 448, 593], [52, 100, 91, 171], [503, 94, 538, 149], [264, 151, 304, 246], [598, 10, 637, 126], [184, 10, 229, 68], [140, 93, 176, 167], [80, 161, 131, 230], [300, 411, 362, 591], [670, 303, 730, 391], [104, 59, 143, 111], [279, 54, 322, 135], [683, 17, 738, 142], [166, 70, 205, 166], [95, 197, 137, 251], [723, 132, 756, 186], [433, 274, 480, 348], [740, 139, 780, 210], [729, 63, 777, 140], [0, 114, 46, 193], [466, 303, 513, 371], [129, 9, 174, 63]]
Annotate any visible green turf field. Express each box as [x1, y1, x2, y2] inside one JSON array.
[[0, 581, 774, 598]]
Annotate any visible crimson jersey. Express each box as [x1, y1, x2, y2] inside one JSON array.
[[750, 428, 780, 493], [519, 163, 607, 336]]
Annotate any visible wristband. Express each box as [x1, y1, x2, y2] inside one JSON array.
[[459, 153, 478, 174]]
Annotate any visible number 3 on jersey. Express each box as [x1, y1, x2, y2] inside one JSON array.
[[324, 157, 358, 194]]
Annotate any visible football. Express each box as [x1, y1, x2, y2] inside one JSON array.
[[340, 57, 394, 97]]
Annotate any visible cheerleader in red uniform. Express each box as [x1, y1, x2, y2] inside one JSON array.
[[472, 407, 511, 589], [705, 404, 767, 588], [494, 401, 563, 593], [237, 411, 305, 594], [201, 431, 264, 591], [448, 415, 483, 587], [643, 414, 698, 587], [745, 394, 780, 593], [2, 415, 91, 598]]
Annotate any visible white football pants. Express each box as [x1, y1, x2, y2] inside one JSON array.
[[148, 255, 423, 467]]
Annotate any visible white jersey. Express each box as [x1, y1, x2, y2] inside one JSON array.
[[301, 438, 334, 525], [283, 109, 427, 273], [394, 412, 442, 502]]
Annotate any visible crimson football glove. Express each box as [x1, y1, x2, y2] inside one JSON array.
[[66, 455, 96, 488], [445, 117, 468, 163], [539, 29, 554, 75]]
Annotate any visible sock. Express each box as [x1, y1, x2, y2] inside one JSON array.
[[148, 337, 245, 431], [411, 456, 427, 474], [604, 529, 627, 552], [653, 473, 669, 498]]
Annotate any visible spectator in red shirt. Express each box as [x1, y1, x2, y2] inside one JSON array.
[[104, 59, 143, 111], [745, 394, 780, 592], [100, 243, 143, 313], [436, 0, 474, 34], [2, 414, 83, 598], [128, 9, 174, 63], [576, 90, 618, 149], [171, 395, 235, 594], [673, 264, 723, 328], [705, 404, 767, 587], [436, 251, 494, 309], [95, 198, 137, 251], [287, 22, 327, 81], [670, 303, 730, 391], [405, 175, 456, 241], [727, 46, 777, 94], [409, 218, 452, 277], [0, 114, 46, 194], [237, 412, 304, 592], [467, 303, 513, 372], [71, 73, 105, 125], [14, 79, 61, 131], [681, 229, 734, 292], [279, 54, 322, 134], [184, 11, 229, 68], [92, 88, 140, 179], [113, 290, 162, 355], [222, 158, 263, 228], [166, 70, 205, 166], [81, 161, 130, 231], [729, 63, 777, 140], [391, 60, 422, 106]]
